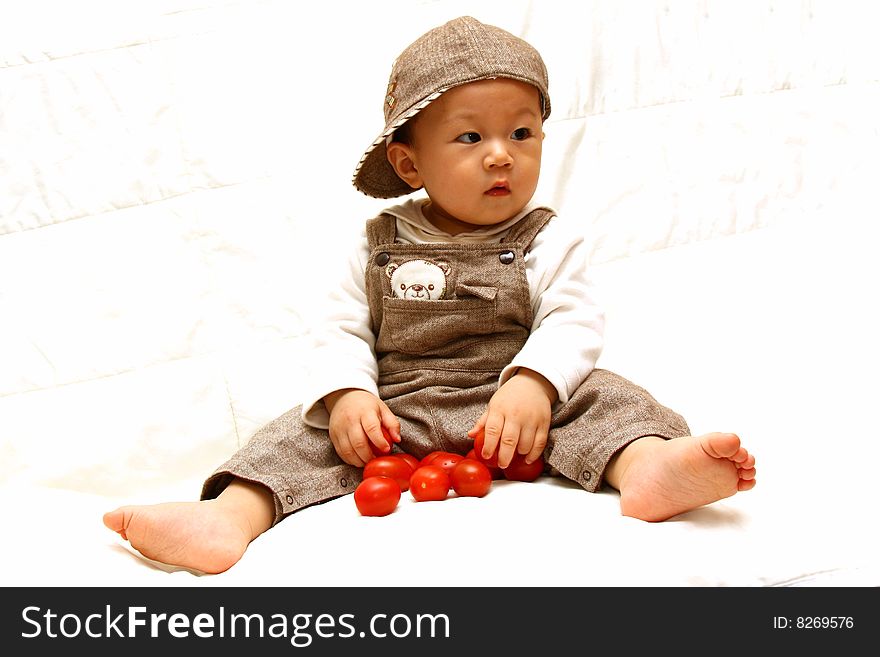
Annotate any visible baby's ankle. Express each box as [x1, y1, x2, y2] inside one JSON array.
[[216, 479, 275, 540], [606, 435, 665, 491]]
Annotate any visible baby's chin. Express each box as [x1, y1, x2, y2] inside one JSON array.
[[423, 197, 532, 233]]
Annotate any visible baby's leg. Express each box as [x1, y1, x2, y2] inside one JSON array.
[[102, 479, 274, 574], [606, 432, 756, 522]]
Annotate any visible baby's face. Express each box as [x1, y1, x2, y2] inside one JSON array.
[[403, 78, 543, 234]]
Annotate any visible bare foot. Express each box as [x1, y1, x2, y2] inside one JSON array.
[[612, 433, 756, 522], [103, 480, 275, 574]]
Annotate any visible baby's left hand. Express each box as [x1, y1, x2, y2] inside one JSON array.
[[468, 368, 557, 469]]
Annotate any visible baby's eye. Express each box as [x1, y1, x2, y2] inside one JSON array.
[[456, 132, 481, 144], [511, 127, 532, 141]]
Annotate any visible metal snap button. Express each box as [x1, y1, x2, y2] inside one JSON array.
[[340, 477, 348, 488], [499, 250, 515, 264], [581, 471, 592, 481], [285, 494, 294, 504], [375, 252, 390, 266]]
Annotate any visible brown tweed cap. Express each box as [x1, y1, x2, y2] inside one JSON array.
[[352, 16, 551, 199]]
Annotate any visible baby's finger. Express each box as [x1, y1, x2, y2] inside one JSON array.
[[516, 425, 536, 455], [496, 421, 522, 469], [379, 404, 402, 443], [361, 416, 389, 459], [332, 430, 367, 467], [525, 425, 549, 464], [481, 413, 504, 460]]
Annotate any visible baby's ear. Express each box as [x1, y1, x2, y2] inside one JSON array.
[[385, 142, 423, 190], [385, 263, 399, 280]]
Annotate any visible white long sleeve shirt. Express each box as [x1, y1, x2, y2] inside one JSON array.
[[301, 198, 605, 427]]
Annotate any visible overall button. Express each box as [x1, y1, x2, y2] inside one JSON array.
[[285, 494, 294, 505], [499, 250, 515, 264], [375, 252, 390, 266], [581, 471, 592, 482], [340, 477, 348, 488]]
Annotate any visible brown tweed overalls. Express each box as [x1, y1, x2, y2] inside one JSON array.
[[203, 208, 690, 523]]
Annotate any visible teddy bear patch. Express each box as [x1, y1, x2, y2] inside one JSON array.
[[386, 259, 450, 300]]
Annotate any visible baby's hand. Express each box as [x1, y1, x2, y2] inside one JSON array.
[[325, 389, 401, 467], [468, 368, 557, 469]]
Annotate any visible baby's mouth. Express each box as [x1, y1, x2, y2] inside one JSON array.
[[485, 181, 511, 196]]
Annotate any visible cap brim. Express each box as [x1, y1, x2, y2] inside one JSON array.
[[352, 90, 445, 199]]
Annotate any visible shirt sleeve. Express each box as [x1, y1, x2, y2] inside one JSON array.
[[300, 227, 379, 428], [498, 216, 605, 404]]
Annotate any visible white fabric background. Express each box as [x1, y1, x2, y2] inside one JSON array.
[[1, 0, 878, 586]]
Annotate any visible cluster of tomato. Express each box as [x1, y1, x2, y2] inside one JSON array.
[[353, 432, 545, 517]]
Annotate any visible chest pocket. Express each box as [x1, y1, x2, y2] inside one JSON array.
[[378, 284, 498, 356]]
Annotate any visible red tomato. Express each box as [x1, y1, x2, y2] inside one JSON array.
[[450, 458, 492, 497], [364, 455, 415, 491], [502, 454, 545, 482], [472, 433, 500, 469], [369, 441, 391, 457], [409, 465, 450, 502], [466, 448, 504, 480], [369, 427, 398, 457], [394, 452, 420, 473], [354, 476, 401, 516], [428, 452, 464, 477], [419, 450, 446, 467]]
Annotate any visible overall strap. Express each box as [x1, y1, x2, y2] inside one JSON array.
[[365, 213, 397, 249], [502, 207, 556, 252], [367, 207, 554, 250]]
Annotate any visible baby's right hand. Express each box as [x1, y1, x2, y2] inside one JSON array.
[[324, 389, 401, 467]]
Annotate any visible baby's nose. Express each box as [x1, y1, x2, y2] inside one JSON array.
[[485, 142, 513, 168]]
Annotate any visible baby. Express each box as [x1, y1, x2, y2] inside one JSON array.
[[104, 16, 756, 574]]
